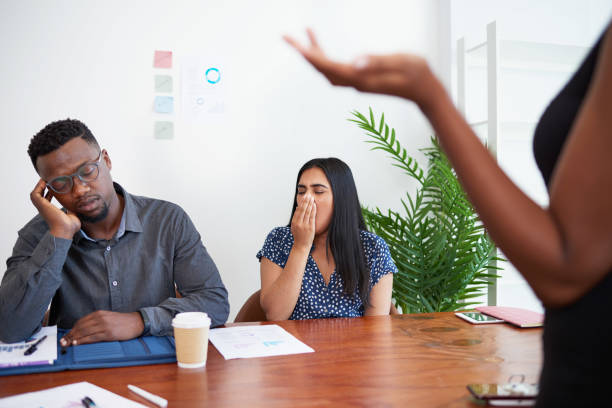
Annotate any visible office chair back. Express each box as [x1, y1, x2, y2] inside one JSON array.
[[234, 289, 401, 322]]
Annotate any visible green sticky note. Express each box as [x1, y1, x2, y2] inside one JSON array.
[[155, 75, 173, 93], [154, 121, 174, 139]]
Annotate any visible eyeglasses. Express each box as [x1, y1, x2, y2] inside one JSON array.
[[46, 150, 103, 194]]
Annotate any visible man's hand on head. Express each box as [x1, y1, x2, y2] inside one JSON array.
[[30, 179, 81, 239], [60, 311, 145, 347]]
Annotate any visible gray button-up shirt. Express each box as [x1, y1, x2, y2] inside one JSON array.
[[0, 183, 229, 342]]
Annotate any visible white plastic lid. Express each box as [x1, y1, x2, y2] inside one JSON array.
[[171, 312, 211, 329]]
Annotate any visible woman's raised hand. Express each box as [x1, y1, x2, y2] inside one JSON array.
[[291, 193, 316, 251], [283, 29, 438, 108]]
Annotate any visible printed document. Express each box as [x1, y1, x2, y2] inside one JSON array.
[[0, 326, 57, 368], [209, 324, 314, 359], [0, 381, 146, 408]]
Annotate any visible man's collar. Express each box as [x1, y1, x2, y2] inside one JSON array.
[[73, 182, 143, 243], [116, 182, 143, 234]]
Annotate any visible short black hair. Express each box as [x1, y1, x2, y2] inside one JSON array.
[[28, 119, 99, 171]]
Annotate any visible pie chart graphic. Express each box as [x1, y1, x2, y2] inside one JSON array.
[[205, 67, 221, 84]]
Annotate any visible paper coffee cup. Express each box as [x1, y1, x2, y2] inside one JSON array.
[[172, 312, 211, 368]]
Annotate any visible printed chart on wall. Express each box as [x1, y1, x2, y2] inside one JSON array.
[[181, 56, 227, 122]]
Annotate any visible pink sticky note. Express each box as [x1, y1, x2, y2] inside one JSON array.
[[154, 50, 172, 68]]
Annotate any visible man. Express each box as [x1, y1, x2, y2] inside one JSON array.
[[0, 119, 229, 345]]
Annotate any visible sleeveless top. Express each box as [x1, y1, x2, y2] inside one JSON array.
[[532, 27, 612, 407]]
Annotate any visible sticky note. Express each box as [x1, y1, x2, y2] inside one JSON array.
[[154, 121, 174, 139], [154, 50, 172, 68], [154, 96, 173, 114], [154, 75, 173, 92]]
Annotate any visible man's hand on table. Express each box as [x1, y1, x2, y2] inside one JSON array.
[[60, 311, 145, 346]]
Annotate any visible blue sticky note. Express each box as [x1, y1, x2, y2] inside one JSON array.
[[154, 96, 173, 114]]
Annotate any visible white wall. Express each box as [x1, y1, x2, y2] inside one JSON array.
[[0, 0, 445, 320], [450, 0, 612, 312]]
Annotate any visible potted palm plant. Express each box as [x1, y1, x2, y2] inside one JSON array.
[[351, 108, 501, 313]]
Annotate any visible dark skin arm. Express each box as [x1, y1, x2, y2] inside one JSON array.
[[60, 311, 144, 346], [30, 180, 145, 345], [284, 27, 612, 308], [30, 179, 81, 239]]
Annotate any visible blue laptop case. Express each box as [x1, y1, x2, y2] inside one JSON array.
[[0, 329, 176, 376]]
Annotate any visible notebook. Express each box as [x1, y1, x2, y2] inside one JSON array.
[[0, 326, 57, 369], [0, 329, 176, 376]]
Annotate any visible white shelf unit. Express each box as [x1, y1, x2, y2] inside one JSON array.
[[456, 21, 588, 310]]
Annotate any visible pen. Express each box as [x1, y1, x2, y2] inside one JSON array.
[[128, 384, 168, 408], [23, 335, 47, 356], [81, 396, 97, 407]]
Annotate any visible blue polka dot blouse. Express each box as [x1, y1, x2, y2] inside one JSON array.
[[256, 226, 398, 320]]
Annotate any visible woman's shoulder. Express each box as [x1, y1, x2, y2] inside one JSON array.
[[258, 226, 294, 263], [359, 229, 388, 249], [265, 226, 294, 243], [359, 229, 398, 277]]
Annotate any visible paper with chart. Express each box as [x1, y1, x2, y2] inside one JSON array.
[[0, 381, 146, 408], [0, 326, 57, 368], [209, 324, 314, 359], [181, 55, 227, 121]]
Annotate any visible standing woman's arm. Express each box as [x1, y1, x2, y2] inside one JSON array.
[[285, 27, 612, 308]]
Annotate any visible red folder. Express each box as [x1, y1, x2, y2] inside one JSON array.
[[476, 306, 543, 328]]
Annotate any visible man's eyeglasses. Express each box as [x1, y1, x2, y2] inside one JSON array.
[[46, 150, 104, 194]]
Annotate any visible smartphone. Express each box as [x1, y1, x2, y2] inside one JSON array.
[[467, 383, 538, 400], [455, 311, 504, 324]]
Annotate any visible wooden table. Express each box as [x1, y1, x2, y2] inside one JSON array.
[[0, 313, 542, 407]]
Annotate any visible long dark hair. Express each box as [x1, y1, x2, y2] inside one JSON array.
[[288, 158, 370, 306]]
